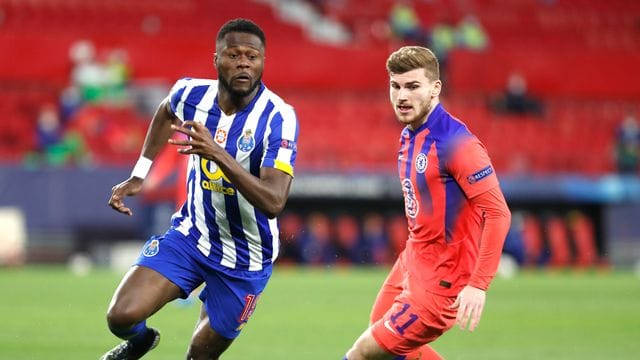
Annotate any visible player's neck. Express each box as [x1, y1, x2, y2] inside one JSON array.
[[408, 98, 440, 131], [217, 89, 258, 116]]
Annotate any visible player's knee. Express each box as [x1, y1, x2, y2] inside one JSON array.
[[346, 345, 368, 360], [347, 335, 391, 360], [106, 305, 144, 330]]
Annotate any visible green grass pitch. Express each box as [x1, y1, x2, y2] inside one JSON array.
[[1, 266, 639, 359]]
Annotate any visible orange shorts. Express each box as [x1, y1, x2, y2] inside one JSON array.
[[370, 252, 457, 356]]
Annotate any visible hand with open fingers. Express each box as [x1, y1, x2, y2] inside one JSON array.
[[449, 285, 486, 332], [108, 177, 144, 216], [168, 121, 220, 159]]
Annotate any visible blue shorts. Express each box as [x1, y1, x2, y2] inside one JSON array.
[[134, 229, 272, 339]]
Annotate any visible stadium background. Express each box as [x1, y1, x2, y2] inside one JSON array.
[[0, 0, 639, 358]]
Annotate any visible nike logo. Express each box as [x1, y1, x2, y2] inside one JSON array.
[[383, 320, 397, 334]]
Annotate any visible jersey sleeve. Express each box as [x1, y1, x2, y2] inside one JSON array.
[[467, 186, 511, 290], [261, 105, 298, 177], [167, 78, 192, 121], [447, 137, 499, 199]]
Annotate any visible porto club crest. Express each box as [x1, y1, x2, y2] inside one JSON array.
[[142, 239, 160, 257], [237, 129, 255, 152]]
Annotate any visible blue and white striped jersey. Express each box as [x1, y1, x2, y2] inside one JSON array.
[[166, 78, 298, 271]]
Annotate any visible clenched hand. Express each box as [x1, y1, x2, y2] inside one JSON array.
[[168, 121, 223, 160]]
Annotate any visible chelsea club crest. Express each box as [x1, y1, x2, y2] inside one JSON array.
[[415, 153, 428, 173], [237, 129, 255, 152]]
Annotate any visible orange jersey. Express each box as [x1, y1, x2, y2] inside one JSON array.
[[397, 104, 508, 296]]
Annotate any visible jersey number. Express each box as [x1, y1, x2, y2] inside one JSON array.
[[390, 303, 419, 335], [239, 293, 260, 322]]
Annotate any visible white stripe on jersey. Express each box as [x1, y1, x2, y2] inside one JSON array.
[[274, 103, 297, 167], [197, 234, 211, 257], [208, 111, 237, 269], [235, 92, 271, 270], [269, 217, 280, 262], [193, 86, 218, 258], [175, 154, 195, 237]]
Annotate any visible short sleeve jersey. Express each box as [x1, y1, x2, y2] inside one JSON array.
[[167, 78, 299, 272], [397, 104, 498, 296]]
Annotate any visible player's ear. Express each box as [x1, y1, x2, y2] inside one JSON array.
[[213, 53, 218, 68], [431, 80, 442, 97]]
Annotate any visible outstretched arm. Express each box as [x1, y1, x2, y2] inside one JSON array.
[[108, 100, 180, 216], [169, 120, 292, 218]]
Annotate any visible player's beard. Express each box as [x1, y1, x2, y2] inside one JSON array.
[[219, 75, 262, 98], [396, 98, 433, 129], [418, 101, 432, 122]]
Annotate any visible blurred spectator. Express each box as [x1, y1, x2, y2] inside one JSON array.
[[334, 213, 365, 265], [69, 41, 133, 107], [361, 213, 392, 265], [69, 40, 106, 103], [103, 48, 131, 106], [456, 14, 488, 51], [430, 17, 456, 86], [491, 72, 544, 116], [35, 103, 63, 152], [502, 211, 526, 265], [278, 212, 305, 264], [386, 213, 409, 257], [23, 103, 90, 168], [58, 86, 83, 123], [613, 111, 640, 174], [62, 105, 146, 165], [567, 210, 597, 268], [301, 212, 337, 265], [522, 212, 544, 267], [389, 0, 429, 45], [546, 214, 571, 268]]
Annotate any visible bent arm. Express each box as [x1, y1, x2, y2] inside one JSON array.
[[138, 99, 181, 165], [467, 186, 512, 290], [212, 152, 292, 219], [108, 100, 180, 216], [170, 121, 292, 218]]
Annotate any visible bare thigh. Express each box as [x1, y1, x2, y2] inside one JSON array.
[[186, 304, 234, 360], [347, 327, 397, 360], [370, 253, 406, 323], [107, 265, 183, 327]]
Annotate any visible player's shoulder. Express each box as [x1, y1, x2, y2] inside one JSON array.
[[261, 86, 296, 120], [436, 107, 474, 140], [170, 77, 217, 92]]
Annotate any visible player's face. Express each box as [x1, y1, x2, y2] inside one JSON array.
[[389, 68, 441, 130], [215, 32, 264, 98]]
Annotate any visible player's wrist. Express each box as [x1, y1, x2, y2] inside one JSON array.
[[131, 156, 153, 179], [467, 279, 489, 291]]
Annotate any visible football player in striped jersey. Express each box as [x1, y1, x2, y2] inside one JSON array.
[[102, 18, 298, 360]]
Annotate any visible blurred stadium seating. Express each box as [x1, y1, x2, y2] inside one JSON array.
[[0, 0, 638, 173], [1, 0, 639, 267]]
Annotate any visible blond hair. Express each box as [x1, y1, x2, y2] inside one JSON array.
[[386, 46, 440, 81]]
